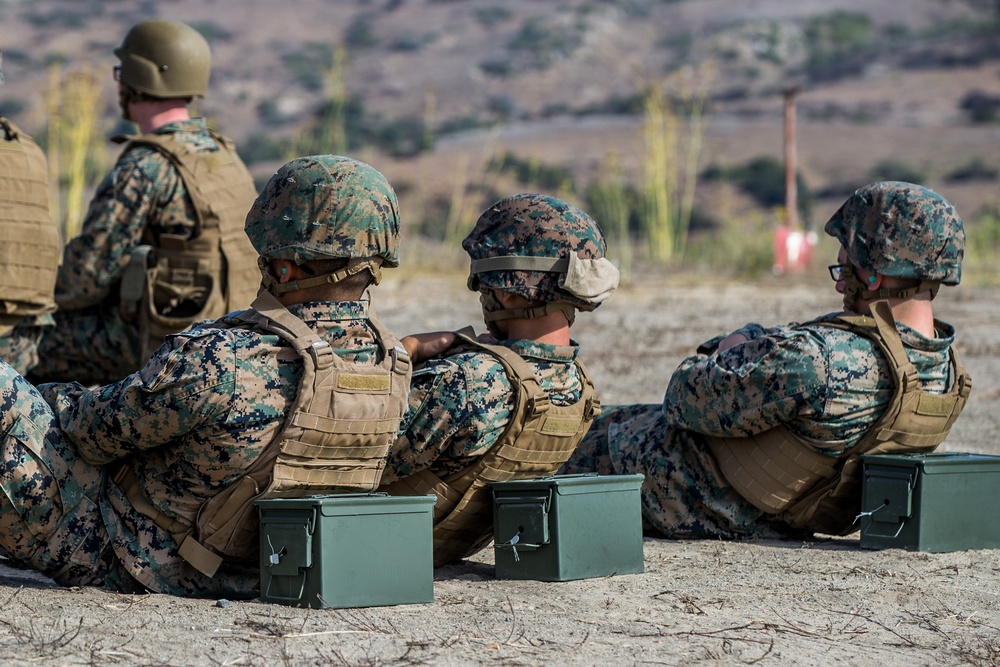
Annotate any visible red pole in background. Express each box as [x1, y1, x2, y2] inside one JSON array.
[[784, 87, 798, 231], [774, 87, 815, 274]]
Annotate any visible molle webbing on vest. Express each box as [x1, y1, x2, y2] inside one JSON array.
[[117, 292, 410, 578], [247, 291, 410, 496], [0, 117, 59, 317], [115, 131, 260, 337], [384, 333, 600, 567], [707, 301, 970, 535]]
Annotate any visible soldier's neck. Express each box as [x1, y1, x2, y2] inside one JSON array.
[[133, 101, 192, 134], [500, 314, 571, 346]]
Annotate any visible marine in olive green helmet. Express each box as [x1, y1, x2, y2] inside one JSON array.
[[825, 181, 965, 311], [559, 180, 971, 542], [114, 19, 211, 120], [463, 193, 619, 339], [246, 155, 401, 299], [28, 18, 259, 386]]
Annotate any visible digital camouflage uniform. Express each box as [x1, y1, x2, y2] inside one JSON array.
[[562, 181, 968, 540], [382, 338, 583, 484], [0, 314, 54, 374], [381, 194, 618, 564], [562, 319, 956, 539], [30, 119, 244, 385], [0, 155, 404, 597]]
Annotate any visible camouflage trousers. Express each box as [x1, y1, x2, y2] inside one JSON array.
[[29, 305, 142, 386], [0, 361, 138, 590], [562, 404, 807, 540]]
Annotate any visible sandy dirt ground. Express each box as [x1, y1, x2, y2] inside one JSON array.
[[1, 273, 998, 667]]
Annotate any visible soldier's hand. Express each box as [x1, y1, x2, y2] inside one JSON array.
[[402, 332, 456, 363]]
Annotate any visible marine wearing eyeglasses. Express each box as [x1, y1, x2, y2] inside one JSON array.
[[562, 181, 971, 540]]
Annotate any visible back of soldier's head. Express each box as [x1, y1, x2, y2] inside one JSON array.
[[825, 181, 964, 286], [463, 193, 618, 334], [115, 19, 211, 99], [245, 155, 401, 297]]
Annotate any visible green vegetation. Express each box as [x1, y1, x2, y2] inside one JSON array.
[[44, 62, 106, 239], [505, 17, 584, 71], [491, 152, 575, 192], [960, 91, 1000, 124], [965, 207, 1000, 284], [684, 210, 774, 276], [702, 156, 814, 227], [805, 11, 874, 64], [283, 43, 336, 92], [473, 6, 513, 27], [345, 14, 379, 50], [0, 98, 27, 117], [869, 159, 926, 185], [945, 157, 998, 183]]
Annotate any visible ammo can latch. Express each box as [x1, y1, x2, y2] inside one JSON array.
[[862, 469, 914, 539], [493, 490, 552, 559], [261, 506, 317, 603]]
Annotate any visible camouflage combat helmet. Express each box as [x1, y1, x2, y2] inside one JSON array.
[[463, 193, 619, 335], [115, 19, 211, 98], [825, 181, 964, 305], [245, 155, 400, 294]]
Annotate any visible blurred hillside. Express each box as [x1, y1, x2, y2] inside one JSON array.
[[2, 0, 1000, 274]]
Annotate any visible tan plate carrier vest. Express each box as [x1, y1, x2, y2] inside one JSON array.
[[0, 117, 60, 330], [707, 301, 971, 535], [384, 332, 601, 566], [113, 130, 260, 359], [113, 291, 411, 577]]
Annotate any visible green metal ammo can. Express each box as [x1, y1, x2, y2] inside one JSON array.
[[859, 452, 1000, 552], [490, 474, 645, 581], [256, 493, 436, 608]]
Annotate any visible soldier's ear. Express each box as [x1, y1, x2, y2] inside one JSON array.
[[494, 289, 530, 308]]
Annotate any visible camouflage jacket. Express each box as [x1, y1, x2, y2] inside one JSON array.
[[39, 300, 384, 596], [54, 118, 221, 312], [381, 338, 582, 484], [604, 316, 956, 539], [0, 313, 53, 375]]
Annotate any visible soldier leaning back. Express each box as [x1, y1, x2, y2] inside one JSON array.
[[562, 181, 971, 540], [0, 155, 410, 597]]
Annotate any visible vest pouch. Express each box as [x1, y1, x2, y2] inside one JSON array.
[[144, 255, 225, 343], [194, 473, 270, 562]]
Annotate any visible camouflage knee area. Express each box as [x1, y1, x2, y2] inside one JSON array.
[[559, 404, 659, 475], [0, 361, 106, 578]]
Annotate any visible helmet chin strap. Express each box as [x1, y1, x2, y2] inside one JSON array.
[[479, 289, 575, 339], [842, 266, 940, 312], [260, 257, 383, 295]]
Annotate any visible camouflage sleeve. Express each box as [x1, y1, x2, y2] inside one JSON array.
[[38, 329, 237, 465], [663, 324, 830, 438], [54, 149, 167, 310], [383, 352, 515, 483]]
